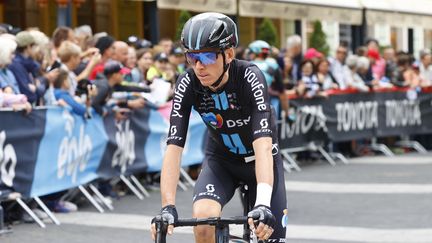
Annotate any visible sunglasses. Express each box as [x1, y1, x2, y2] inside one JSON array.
[[185, 51, 220, 66]]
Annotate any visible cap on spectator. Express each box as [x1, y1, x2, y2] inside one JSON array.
[[15, 31, 35, 47], [367, 49, 380, 60], [95, 35, 115, 55], [154, 52, 169, 62], [103, 60, 122, 76], [304, 48, 323, 60], [170, 46, 183, 56]]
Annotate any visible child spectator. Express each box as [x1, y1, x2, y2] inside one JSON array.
[[53, 69, 87, 117]]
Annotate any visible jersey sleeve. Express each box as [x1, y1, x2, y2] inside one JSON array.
[[243, 64, 274, 140], [166, 71, 193, 147]]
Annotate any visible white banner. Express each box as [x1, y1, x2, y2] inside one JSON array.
[[239, 0, 362, 25], [157, 0, 237, 15]]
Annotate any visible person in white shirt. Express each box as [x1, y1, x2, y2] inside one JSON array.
[[330, 45, 349, 88], [419, 49, 432, 87]]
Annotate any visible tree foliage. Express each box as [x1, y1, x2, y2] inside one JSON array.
[[175, 10, 192, 41], [309, 20, 330, 56], [257, 18, 279, 47]]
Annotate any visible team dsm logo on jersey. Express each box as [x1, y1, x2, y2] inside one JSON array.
[[0, 131, 17, 187], [201, 112, 223, 129], [226, 116, 251, 128]]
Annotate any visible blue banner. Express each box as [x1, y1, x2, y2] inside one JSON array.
[[30, 108, 108, 197], [145, 106, 206, 172], [0, 109, 45, 196]]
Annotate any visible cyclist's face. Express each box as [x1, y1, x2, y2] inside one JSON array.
[[187, 48, 234, 87]]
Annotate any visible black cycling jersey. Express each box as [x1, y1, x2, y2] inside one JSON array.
[[167, 59, 278, 157]]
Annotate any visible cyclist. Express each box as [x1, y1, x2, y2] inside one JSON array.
[[151, 12, 287, 243]]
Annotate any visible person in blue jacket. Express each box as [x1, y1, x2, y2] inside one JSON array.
[[53, 68, 87, 117]]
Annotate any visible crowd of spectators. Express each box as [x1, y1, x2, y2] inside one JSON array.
[[1, 23, 432, 224]]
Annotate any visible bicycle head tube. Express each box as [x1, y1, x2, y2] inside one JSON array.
[[154, 215, 168, 243]]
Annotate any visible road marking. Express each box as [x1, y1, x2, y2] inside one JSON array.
[[285, 181, 432, 194], [287, 225, 432, 243], [349, 156, 432, 165], [55, 212, 432, 243]]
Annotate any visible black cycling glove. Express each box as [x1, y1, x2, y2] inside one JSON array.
[[247, 205, 276, 228], [152, 205, 178, 225]]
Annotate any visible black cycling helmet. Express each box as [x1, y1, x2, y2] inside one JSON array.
[[181, 12, 238, 51]]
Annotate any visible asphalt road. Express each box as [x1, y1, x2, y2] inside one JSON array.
[[2, 152, 432, 243]]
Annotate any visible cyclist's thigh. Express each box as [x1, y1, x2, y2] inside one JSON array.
[[193, 154, 237, 208]]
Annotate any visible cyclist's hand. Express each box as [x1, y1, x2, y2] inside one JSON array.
[[247, 205, 276, 241], [151, 205, 178, 241]]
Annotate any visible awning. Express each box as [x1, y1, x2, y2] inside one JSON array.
[[239, 0, 363, 25], [157, 0, 237, 15], [362, 0, 432, 28]]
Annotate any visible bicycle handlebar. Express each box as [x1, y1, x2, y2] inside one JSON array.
[[154, 214, 260, 243], [175, 215, 253, 227]]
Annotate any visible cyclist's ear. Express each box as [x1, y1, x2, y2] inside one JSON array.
[[225, 47, 235, 64]]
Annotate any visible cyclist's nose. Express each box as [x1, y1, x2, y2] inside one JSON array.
[[195, 60, 206, 69]]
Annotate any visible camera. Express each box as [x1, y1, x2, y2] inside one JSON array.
[[75, 78, 93, 96]]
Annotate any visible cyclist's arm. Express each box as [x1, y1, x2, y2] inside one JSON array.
[[244, 64, 275, 207], [161, 144, 183, 206], [162, 71, 193, 206], [252, 137, 274, 193]]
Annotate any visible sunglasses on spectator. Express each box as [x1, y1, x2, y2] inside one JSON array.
[[185, 51, 220, 66]]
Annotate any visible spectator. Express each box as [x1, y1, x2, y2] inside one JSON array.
[[396, 53, 420, 88], [344, 55, 369, 92], [146, 52, 175, 84], [92, 60, 127, 117], [355, 46, 368, 57], [285, 35, 303, 82], [89, 35, 115, 80], [356, 56, 374, 91], [74, 25, 93, 52], [53, 69, 87, 117], [52, 26, 76, 50], [0, 88, 31, 112], [9, 31, 58, 105], [136, 48, 153, 87], [383, 47, 398, 84], [419, 49, 432, 86], [304, 47, 323, 66], [0, 37, 20, 94], [158, 37, 173, 55], [57, 40, 101, 95], [298, 59, 320, 97], [126, 46, 141, 83], [168, 46, 186, 75], [330, 45, 348, 88], [28, 30, 51, 70], [281, 55, 294, 89], [366, 38, 386, 80], [112, 41, 129, 66], [316, 59, 339, 91], [92, 61, 145, 117]]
